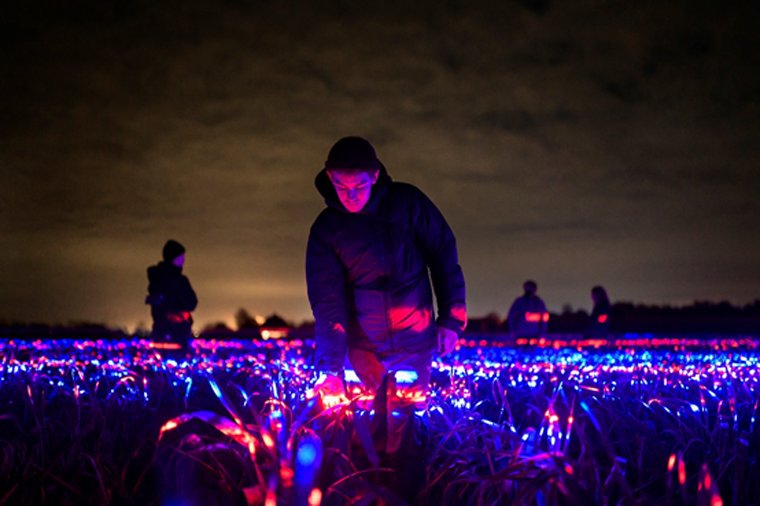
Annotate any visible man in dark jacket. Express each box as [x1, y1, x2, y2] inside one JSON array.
[[507, 280, 549, 339], [146, 240, 198, 356], [306, 136, 467, 407]]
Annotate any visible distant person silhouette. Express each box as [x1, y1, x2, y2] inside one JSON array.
[[507, 280, 549, 339], [585, 285, 611, 338], [146, 240, 198, 357]]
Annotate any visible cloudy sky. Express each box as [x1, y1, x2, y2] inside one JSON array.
[[1, 0, 758, 330]]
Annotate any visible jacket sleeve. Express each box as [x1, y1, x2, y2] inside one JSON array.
[[147, 267, 158, 295], [410, 188, 467, 334], [306, 222, 349, 372], [538, 298, 548, 335], [507, 299, 520, 332]]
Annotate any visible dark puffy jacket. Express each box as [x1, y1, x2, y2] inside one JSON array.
[[507, 295, 548, 337], [147, 262, 198, 341], [306, 165, 467, 372]]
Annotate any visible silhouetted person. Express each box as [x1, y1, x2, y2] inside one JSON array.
[[507, 280, 549, 338], [146, 240, 197, 357], [306, 136, 467, 474], [585, 285, 611, 338]]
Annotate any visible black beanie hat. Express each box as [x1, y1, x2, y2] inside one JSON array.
[[162, 240, 185, 262], [324, 136, 381, 172]]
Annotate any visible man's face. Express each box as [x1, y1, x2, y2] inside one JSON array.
[[328, 170, 379, 213], [172, 253, 185, 268]]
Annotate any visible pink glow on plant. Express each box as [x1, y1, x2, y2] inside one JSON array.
[[262, 432, 275, 449], [4, 334, 760, 504], [308, 488, 322, 506], [159, 420, 178, 436], [150, 342, 181, 350], [280, 466, 294, 481], [319, 393, 348, 409]]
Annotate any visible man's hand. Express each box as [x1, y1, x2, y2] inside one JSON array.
[[145, 293, 163, 305], [314, 372, 347, 408], [437, 326, 458, 356]]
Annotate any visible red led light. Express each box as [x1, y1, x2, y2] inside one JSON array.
[[525, 312, 542, 322]]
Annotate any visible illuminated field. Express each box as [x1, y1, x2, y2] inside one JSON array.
[[1, 335, 758, 505]]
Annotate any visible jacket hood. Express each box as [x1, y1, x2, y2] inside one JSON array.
[[314, 163, 391, 214]]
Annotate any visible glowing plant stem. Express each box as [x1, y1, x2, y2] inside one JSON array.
[[308, 487, 322, 506]]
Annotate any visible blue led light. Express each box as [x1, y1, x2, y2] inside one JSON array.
[[297, 442, 317, 466]]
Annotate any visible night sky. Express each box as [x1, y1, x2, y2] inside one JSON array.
[[2, 0, 758, 331]]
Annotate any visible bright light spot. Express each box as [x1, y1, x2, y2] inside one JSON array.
[[525, 312, 542, 322], [160, 420, 178, 434], [320, 393, 347, 409], [308, 488, 323, 506], [297, 443, 317, 466], [261, 329, 288, 339], [344, 370, 359, 382], [280, 466, 294, 481], [395, 370, 418, 383]]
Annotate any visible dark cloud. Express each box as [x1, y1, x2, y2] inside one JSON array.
[[1, 0, 758, 328]]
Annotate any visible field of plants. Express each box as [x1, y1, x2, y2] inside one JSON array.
[[1, 334, 759, 506]]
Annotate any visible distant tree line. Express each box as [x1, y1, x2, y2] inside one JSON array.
[[0, 321, 126, 340], [465, 300, 760, 335], [3, 300, 759, 340], [200, 309, 314, 340]]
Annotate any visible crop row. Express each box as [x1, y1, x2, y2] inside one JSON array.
[[1, 337, 758, 505]]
